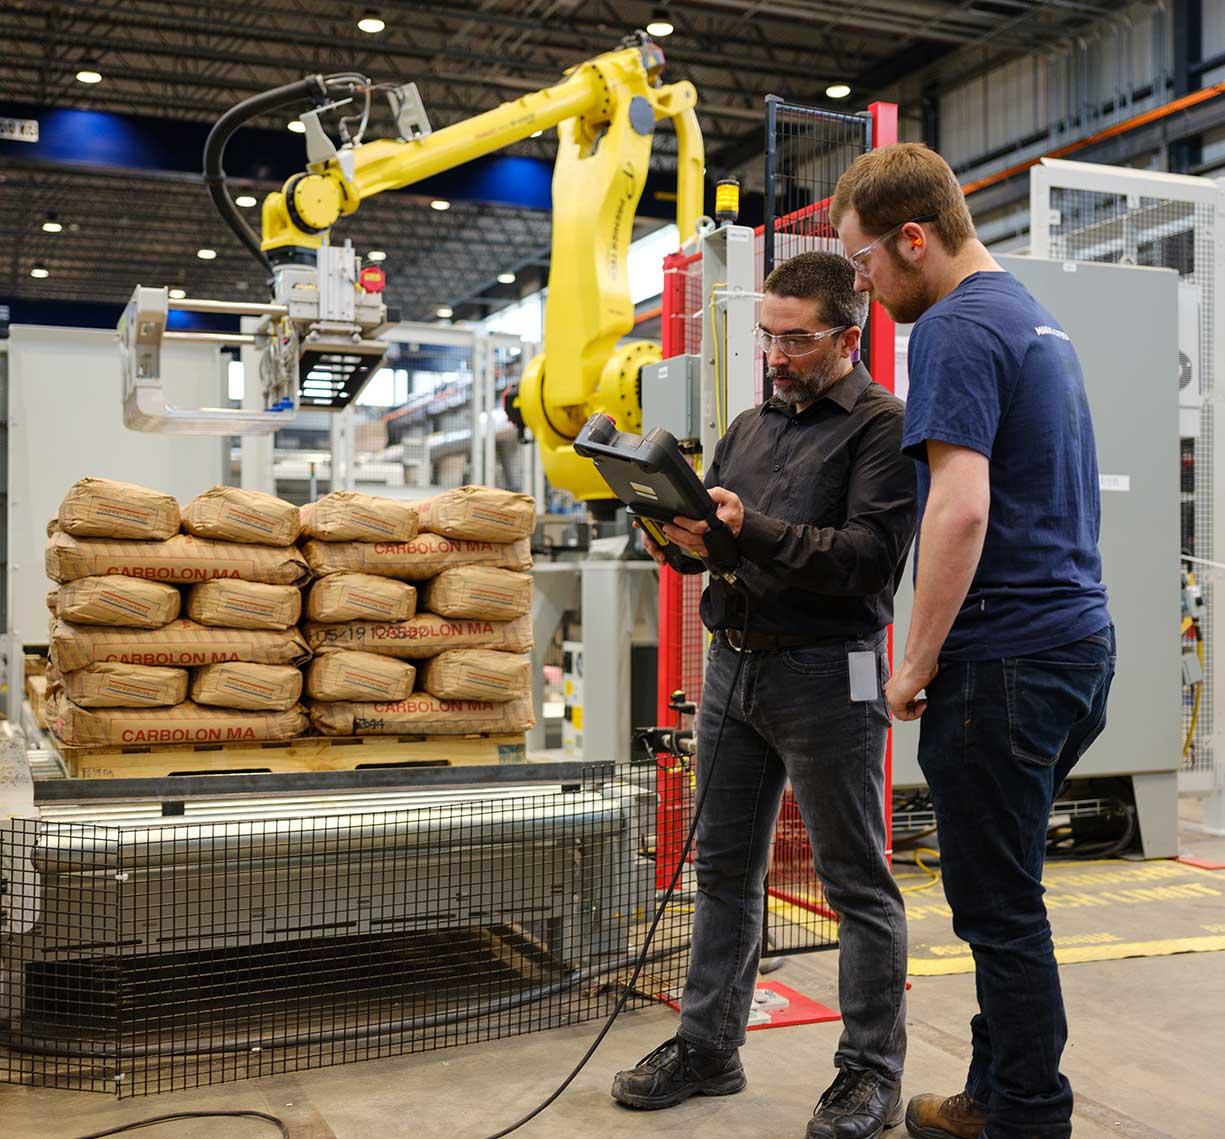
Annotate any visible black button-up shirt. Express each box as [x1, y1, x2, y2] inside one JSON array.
[[691, 362, 918, 640]]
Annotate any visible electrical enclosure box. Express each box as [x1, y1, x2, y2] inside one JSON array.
[[642, 354, 701, 443]]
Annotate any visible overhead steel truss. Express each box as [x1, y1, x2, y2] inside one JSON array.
[[0, 0, 1124, 316]]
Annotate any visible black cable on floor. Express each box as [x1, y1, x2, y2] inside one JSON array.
[[1045, 798, 1137, 860], [479, 605, 751, 1139], [72, 1109, 290, 1138]]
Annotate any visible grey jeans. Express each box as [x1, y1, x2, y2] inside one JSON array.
[[676, 629, 908, 1081]]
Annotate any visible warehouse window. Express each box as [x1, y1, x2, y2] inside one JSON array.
[[411, 369, 466, 396], [627, 223, 678, 304], [485, 292, 544, 340], [357, 367, 411, 407]]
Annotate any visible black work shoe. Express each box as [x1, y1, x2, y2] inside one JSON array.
[[611, 1036, 746, 1110], [806, 1067, 904, 1138]]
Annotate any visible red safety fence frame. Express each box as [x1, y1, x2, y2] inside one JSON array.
[[653, 102, 898, 900]]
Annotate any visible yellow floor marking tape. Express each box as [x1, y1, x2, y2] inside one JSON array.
[[908, 934, 1225, 977], [767, 896, 837, 934], [769, 861, 1225, 973]]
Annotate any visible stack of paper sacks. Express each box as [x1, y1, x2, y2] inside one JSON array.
[[299, 487, 536, 736], [45, 479, 309, 747]]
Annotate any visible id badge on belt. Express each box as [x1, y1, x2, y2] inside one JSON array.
[[848, 650, 879, 702]]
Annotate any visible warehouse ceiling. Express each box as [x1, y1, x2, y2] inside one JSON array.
[[0, 0, 1123, 322]]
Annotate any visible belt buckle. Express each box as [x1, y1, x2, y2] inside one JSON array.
[[725, 629, 746, 653]]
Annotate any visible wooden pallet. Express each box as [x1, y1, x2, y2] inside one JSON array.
[[58, 733, 529, 779]]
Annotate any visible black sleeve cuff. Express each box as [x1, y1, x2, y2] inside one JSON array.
[[737, 506, 785, 563]]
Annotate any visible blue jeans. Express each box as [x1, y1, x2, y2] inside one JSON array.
[[677, 629, 908, 1081], [917, 625, 1116, 1139]]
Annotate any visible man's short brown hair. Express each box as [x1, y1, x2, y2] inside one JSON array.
[[830, 142, 975, 254], [763, 252, 867, 330]]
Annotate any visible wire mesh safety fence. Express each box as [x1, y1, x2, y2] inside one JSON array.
[[758, 99, 874, 952], [1046, 188, 1216, 778], [1, 765, 836, 1098], [654, 99, 884, 964], [764, 98, 873, 384]]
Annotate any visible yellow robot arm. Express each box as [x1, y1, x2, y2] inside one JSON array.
[[258, 38, 704, 506], [517, 71, 703, 504]]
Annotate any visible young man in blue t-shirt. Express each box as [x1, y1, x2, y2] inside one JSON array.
[[832, 144, 1115, 1139]]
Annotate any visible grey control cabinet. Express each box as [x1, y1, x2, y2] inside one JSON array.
[[889, 255, 1182, 856], [642, 354, 702, 442]]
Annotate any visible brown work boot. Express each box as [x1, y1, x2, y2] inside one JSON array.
[[905, 1091, 988, 1139]]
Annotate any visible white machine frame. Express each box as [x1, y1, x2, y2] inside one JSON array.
[[1031, 156, 1225, 833], [238, 320, 541, 499]]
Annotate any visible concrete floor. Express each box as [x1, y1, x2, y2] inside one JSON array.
[[4, 801, 1224, 1139]]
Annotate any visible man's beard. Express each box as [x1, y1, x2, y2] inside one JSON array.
[[767, 350, 846, 406], [874, 257, 932, 324]]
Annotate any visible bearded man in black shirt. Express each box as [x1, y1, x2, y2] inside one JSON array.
[[611, 253, 918, 1139]]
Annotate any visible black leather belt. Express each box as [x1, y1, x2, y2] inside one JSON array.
[[721, 629, 843, 653]]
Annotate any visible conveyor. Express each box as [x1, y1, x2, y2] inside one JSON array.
[[1, 733, 661, 1062]]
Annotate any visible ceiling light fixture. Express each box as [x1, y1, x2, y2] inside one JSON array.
[[42, 215, 63, 233], [430, 199, 451, 211], [168, 288, 187, 300], [30, 265, 49, 279], [75, 64, 102, 84], [436, 306, 453, 319], [825, 83, 851, 99], [234, 194, 258, 208], [646, 7, 675, 37], [287, 119, 306, 134], [367, 250, 387, 262], [357, 11, 386, 34], [196, 248, 217, 260], [497, 272, 516, 284]]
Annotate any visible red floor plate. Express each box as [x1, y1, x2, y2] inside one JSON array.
[[1176, 855, 1225, 871], [663, 980, 841, 1031]]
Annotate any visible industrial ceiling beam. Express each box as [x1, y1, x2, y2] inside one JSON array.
[[37, 0, 882, 78], [0, 6, 858, 106]]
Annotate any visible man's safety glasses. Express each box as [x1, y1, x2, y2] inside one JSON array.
[[753, 324, 849, 358], [847, 211, 939, 277]]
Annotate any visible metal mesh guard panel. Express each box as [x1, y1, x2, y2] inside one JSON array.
[[659, 99, 877, 958], [765, 100, 873, 373], [765, 101, 871, 266], [1, 765, 836, 1097], [1048, 188, 1215, 777], [761, 101, 869, 953]]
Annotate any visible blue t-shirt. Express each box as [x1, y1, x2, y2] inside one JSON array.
[[902, 271, 1110, 660]]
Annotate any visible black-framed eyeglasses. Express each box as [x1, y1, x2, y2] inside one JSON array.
[[847, 211, 939, 277], [753, 323, 849, 358]]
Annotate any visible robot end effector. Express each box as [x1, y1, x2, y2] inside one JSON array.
[[117, 242, 393, 436]]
